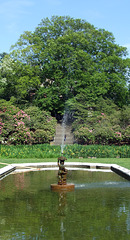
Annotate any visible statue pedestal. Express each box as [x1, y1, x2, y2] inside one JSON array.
[[51, 184, 75, 192]]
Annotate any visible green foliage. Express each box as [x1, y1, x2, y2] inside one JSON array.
[[0, 55, 17, 100], [0, 144, 61, 158], [0, 101, 56, 145], [0, 100, 32, 144], [0, 54, 41, 104], [8, 16, 129, 113], [24, 106, 57, 143], [70, 98, 130, 145], [64, 144, 130, 158], [0, 144, 129, 158], [74, 127, 95, 144]]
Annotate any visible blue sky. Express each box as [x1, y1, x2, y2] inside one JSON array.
[[0, 0, 130, 57]]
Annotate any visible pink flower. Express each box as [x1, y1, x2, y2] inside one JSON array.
[[26, 132, 30, 136], [101, 113, 104, 115], [20, 110, 24, 114], [17, 121, 24, 126], [89, 130, 92, 133], [115, 132, 122, 137]]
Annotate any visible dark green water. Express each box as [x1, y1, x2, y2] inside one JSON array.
[[0, 170, 130, 240]]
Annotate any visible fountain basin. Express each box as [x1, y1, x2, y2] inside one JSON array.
[[0, 162, 130, 181], [0, 170, 129, 240]]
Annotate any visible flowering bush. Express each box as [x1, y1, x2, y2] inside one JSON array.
[[24, 106, 56, 143], [73, 108, 130, 145], [74, 127, 95, 144], [0, 100, 32, 144], [0, 101, 56, 145], [93, 126, 115, 144]]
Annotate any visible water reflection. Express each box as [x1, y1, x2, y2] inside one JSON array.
[[0, 170, 130, 240], [14, 172, 26, 190], [58, 192, 67, 240]]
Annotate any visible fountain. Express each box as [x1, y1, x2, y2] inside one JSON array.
[[51, 156, 75, 191], [51, 107, 74, 191], [61, 111, 68, 154]]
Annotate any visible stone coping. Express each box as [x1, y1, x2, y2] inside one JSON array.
[[0, 165, 16, 180], [0, 162, 130, 181]]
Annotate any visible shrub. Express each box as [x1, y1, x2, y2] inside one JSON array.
[[74, 127, 95, 144], [24, 106, 57, 143], [0, 100, 32, 144], [0, 101, 56, 145], [73, 105, 130, 145]]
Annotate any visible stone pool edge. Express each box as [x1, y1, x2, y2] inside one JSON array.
[[0, 165, 16, 180], [0, 162, 130, 181]]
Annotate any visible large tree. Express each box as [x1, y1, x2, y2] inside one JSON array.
[[0, 54, 40, 104], [9, 16, 129, 114]]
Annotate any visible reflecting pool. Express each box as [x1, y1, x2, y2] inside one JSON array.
[[0, 170, 130, 240]]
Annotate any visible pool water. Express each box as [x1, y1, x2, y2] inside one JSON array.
[[0, 170, 130, 240]]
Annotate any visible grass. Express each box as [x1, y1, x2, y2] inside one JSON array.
[[0, 158, 130, 169]]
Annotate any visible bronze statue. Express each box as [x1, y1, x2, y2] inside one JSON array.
[[51, 155, 74, 191], [57, 156, 68, 185]]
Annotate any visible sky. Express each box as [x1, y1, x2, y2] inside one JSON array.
[[0, 0, 130, 57]]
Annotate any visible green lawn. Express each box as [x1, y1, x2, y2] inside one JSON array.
[[0, 158, 130, 169]]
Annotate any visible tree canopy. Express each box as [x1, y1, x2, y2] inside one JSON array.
[[5, 15, 129, 115]]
